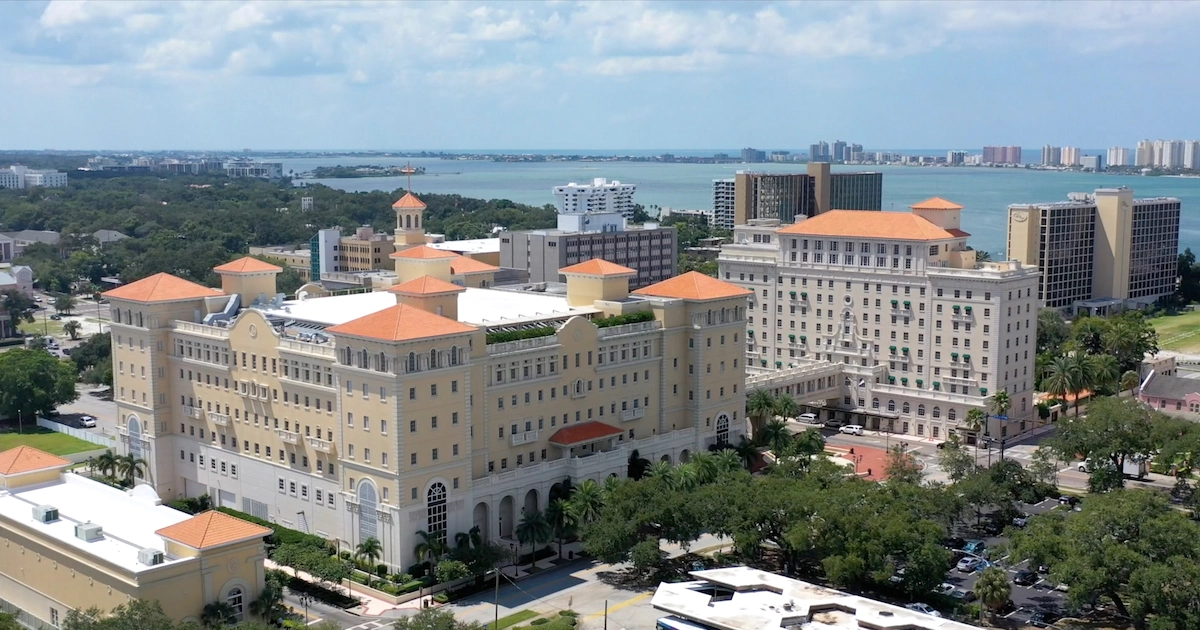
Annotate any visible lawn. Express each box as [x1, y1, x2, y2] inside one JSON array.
[[487, 610, 539, 630], [0, 426, 103, 456], [1150, 309, 1200, 353]]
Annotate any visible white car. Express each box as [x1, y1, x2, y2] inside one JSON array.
[[905, 603, 941, 617], [839, 424, 864, 436], [79, 416, 97, 428], [798, 412, 817, 423]]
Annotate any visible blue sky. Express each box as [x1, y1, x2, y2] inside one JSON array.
[[1, 0, 1198, 151]]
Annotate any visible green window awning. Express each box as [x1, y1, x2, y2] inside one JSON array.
[[916, 379, 924, 386], [953, 304, 961, 311], [891, 299, 898, 305], [888, 376, 896, 382], [951, 352, 959, 358], [903, 300, 911, 307], [980, 388, 988, 395], [963, 354, 971, 360], [790, 291, 797, 298], [901, 377, 908, 384], [776, 361, 783, 367], [800, 335, 807, 341], [933, 382, 941, 389], [749, 330, 755, 336], [801, 292, 808, 298], [889, 345, 897, 352], [902, 347, 909, 354], [965, 305, 972, 312], [761, 360, 767, 366], [789, 334, 796, 340]]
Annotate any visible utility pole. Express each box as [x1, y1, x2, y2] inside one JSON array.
[[604, 600, 608, 630], [494, 567, 500, 630]]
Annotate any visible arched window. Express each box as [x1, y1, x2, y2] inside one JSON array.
[[405, 215, 412, 229], [359, 349, 369, 369], [716, 413, 730, 445], [114, 309, 122, 324], [887, 399, 895, 412], [427, 483, 448, 545], [358, 480, 378, 543], [136, 312, 143, 327], [902, 402, 910, 414], [226, 587, 244, 621], [430, 349, 439, 370], [408, 352, 417, 373], [948, 408, 957, 421], [917, 404, 926, 416], [932, 406, 941, 419], [871, 398, 880, 409], [450, 346, 459, 366], [126, 416, 144, 462]]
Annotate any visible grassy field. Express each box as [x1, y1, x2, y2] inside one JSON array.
[[0, 426, 103, 455], [1151, 309, 1200, 353]]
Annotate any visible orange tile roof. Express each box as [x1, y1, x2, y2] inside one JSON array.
[[392, 192, 427, 210], [390, 245, 458, 260], [548, 421, 623, 446], [0, 446, 70, 476], [389, 275, 466, 296], [632, 271, 752, 301], [559, 258, 637, 277], [214, 256, 282, 274], [102, 273, 224, 303], [155, 510, 272, 550], [326, 303, 476, 342], [450, 254, 499, 275], [947, 228, 971, 238], [910, 196, 964, 210], [777, 211, 958, 241]]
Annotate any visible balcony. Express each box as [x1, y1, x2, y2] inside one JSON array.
[[276, 429, 300, 445], [511, 430, 539, 446], [182, 405, 202, 420], [208, 412, 230, 426], [307, 437, 333, 453], [621, 407, 645, 422]]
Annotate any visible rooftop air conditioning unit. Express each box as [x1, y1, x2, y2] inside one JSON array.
[[75, 522, 103, 542], [138, 548, 165, 566], [32, 505, 59, 524]]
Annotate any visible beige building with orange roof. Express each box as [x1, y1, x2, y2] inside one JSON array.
[[720, 197, 1041, 443], [0, 446, 270, 626], [103, 188, 749, 572]]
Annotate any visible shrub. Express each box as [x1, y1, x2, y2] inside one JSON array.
[[399, 579, 424, 594], [486, 327, 556, 345], [593, 311, 655, 328], [408, 563, 428, 579], [339, 551, 352, 561], [216, 507, 328, 550], [376, 563, 389, 577], [530, 619, 549, 626], [286, 575, 360, 609], [433, 593, 450, 604]]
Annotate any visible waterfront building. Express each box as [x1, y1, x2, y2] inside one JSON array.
[[732, 163, 883, 225], [946, 151, 967, 166], [106, 192, 746, 571], [0, 446, 271, 627], [1136, 140, 1154, 167], [1080, 155, 1103, 171], [499, 223, 677, 289], [740, 148, 766, 163], [653, 567, 978, 630], [553, 178, 637, 220], [1041, 145, 1062, 167], [1186, 141, 1200, 170], [223, 161, 283, 180], [0, 165, 68, 189], [711, 179, 736, 230], [1107, 147, 1131, 167], [719, 197, 1040, 441], [808, 142, 830, 163], [1007, 188, 1181, 310], [1060, 147, 1080, 167], [831, 141, 847, 164], [981, 145, 1022, 165]]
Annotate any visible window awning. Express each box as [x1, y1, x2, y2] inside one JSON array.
[[548, 421, 622, 447]]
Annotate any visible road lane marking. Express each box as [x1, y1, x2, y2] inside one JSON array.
[[582, 592, 652, 620]]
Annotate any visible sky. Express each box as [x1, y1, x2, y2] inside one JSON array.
[[1, 0, 1199, 151]]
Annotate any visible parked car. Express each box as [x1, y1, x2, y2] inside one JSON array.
[[1012, 513, 1030, 527], [1059, 495, 1080, 507], [932, 582, 955, 596], [904, 603, 941, 617], [839, 424, 864, 436], [79, 416, 97, 428], [823, 419, 844, 428], [888, 567, 906, 584], [956, 557, 983, 573], [1029, 610, 1061, 628], [49, 314, 62, 320], [964, 540, 987, 555], [949, 589, 976, 602], [34, 296, 42, 302], [798, 412, 817, 423], [1013, 570, 1038, 586]]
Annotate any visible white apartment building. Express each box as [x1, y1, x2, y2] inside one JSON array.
[[719, 197, 1041, 442], [1107, 147, 1131, 167], [1185, 141, 1200, 170], [1060, 147, 1081, 167], [712, 179, 736, 230], [0, 165, 69, 189], [553, 178, 637, 219]]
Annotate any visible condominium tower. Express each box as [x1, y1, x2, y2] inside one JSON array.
[[554, 178, 637, 219], [1007, 188, 1181, 310], [981, 146, 1022, 165], [106, 192, 749, 572], [732, 162, 883, 225], [719, 198, 1041, 443]]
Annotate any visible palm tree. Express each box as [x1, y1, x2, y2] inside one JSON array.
[[200, 601, 237, 628], [454, 525, 484, 552], [248, 582, 285, 622], [355, 536, 383, 568], [974, 250, 993, 262], [774, 393, 800, 421], [413, 530, 447, 567], [963, 408, 987, 461], [646, 460, 676, 484], [63, 320, 81, 340], [713, 449, 742, 476], [974, 567, 1012, 620], [94, 450, 118, 479], [733, 435, 758, 470], [1088, 354, 1120, 394], [568, 479, 604, 525], [746, 389, 777, 438], [514, 509, 552, 571], [116, 454, 147, 486], [756, 419, 792, 455], [689, 451, 721, 484], [602, 474, 622, 497], [1042, 355, 1073, 404], [1066, 351, 1092, 415], [1120, 369, 1142, 394], [673, 463, 699, 491], [990, 390, 1011, 419], [545, 498, 576, 559]]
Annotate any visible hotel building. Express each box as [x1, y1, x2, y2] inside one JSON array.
[[731, 163, 883, 225], [719, 198, 1040, 441], [0, 446, 270, 627], [105, 191, 749, 572], [1007, 188, 1181, 311], [553, 178, 637, 220]]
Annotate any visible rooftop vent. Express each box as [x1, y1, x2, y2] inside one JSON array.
[[75, 522, 103, 542], [32, 505, 59, 524], [137, 547, 164, 566]]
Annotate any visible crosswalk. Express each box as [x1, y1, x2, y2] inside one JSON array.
[[344, 620, 392, 630]]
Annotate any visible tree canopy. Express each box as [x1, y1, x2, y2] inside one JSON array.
[[0, 348, 79, 417]]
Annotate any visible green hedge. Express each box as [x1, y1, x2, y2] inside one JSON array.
[[486, 327, 557, 344], [593, 311, 655, 328], [215, 507, 328, 550]]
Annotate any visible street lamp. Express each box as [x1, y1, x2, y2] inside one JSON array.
[[297, 592, 313, 624], [984, 414, 1008, 465]]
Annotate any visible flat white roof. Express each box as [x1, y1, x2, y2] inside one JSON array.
[[0, 474, 191, 573], [652, 567, 975, 630], [262, 286, 598, 328], [428, 238, 500, 255]]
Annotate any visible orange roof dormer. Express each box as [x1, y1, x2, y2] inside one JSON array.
[[559, 258, 638, 277], [326, 303, 475, 342], [910, 197, 964, 211], [632, 272, 751, 301], [0, 445, 71, 476], [102, 273, 224, 303], [389, 275, 466, 297], [214, 256, 282, 274], [155, 510, 272, 551], [392, 192, 427, 210], [449, 254, 499, 275], [389, 245, 458, 260]]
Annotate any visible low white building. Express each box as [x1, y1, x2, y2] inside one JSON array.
[[0, 165, 69, 189], [652, 567, 975, 630]]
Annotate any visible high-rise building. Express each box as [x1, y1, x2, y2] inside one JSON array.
[[1041, 145, 1062, 167], [712, 178, 736, 230], [849, 144, 863, 162], [719, 197, 1041, 441], [831, 141, 847, 164], [1162, 140, 1185, 168], [809, 142, 830, 162], [1185, 141, 1200, 170], [499, 224, 678, 289], [0, 165, 68, 189], [740, 148, 767, 163], [1107, 147, 1131, 167], [1060, 147, 1081, 167], [106, 196, 750, 572], [1008, 188, 1181, 310], [1136, 140, 1154, 167], [553, 178, 637, 219], [1080, 155, 1104, 171], [947, 151, 967, 166], [732, 163, 883, 225], [981, 146, 1021, 165]]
